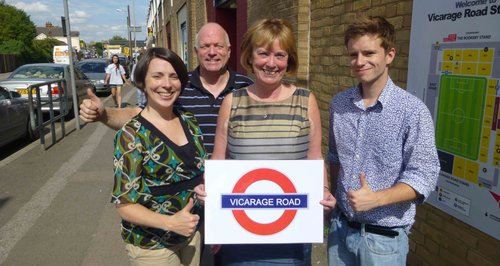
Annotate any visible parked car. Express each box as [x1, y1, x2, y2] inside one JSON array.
[[0, 86, 38, 147], [0, 63, 95, 116], [76, 59, 109, 95], [117, 55, 131, 79]]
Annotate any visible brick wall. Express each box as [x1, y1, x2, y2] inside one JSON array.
[[158, 1, 187, 56], [188, 0, 208, 70], [308, 0, 500, 265], [410, 204, 499, 265], [310, 0, 413, 146], [158, 0, 204, 70], [247, 0, 306, 85]]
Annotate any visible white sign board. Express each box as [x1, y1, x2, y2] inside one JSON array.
[[204, 160, 324, 244], [408, 0, 500, 240]]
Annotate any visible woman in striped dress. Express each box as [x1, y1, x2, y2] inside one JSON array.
[[195, 18, 336, 266]]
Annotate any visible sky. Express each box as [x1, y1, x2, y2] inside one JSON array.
[[5, 0, 149, 44]]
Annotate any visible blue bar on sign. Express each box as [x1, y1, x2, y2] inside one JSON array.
[[221, 194, 308, 209]]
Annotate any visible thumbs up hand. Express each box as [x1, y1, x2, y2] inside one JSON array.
[[79, 88, 104, 122], [168, 198, 200, 237], [347, 172, 379, 212]]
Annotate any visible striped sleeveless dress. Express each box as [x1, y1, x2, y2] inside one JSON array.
[[222, 86, 312, 265], [227, 87, 311, 160]]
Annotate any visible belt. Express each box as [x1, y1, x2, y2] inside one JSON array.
[[148, 175, 202, 196], [340, 212, 399, 237]]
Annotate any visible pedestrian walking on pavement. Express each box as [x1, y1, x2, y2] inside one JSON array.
[[105, 54, 128, 108], [112, 47, 205, 265]]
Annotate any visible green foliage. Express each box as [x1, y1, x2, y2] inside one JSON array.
[[111, 35, 127, 41], [92, 42, 104, 56], [0, 3, 36, 55], [27, 38, 62, 63], [0, 39, 23, 53]]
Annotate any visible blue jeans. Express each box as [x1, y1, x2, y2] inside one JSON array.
[[327, 210, 408, 266], [136, 88, 146, 107]]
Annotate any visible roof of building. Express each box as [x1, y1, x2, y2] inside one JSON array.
[[36, 22, 79, 38]]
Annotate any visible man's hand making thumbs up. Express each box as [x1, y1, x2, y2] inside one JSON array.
[[347, 172, 420, 212], [347, 172, 379, 212], [80, 88, 105, 123], [79, 88, 142, 130]]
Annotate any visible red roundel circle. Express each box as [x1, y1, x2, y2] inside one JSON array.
[[232, 168, 297, 235]]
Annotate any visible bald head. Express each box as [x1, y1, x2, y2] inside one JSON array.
[[195, 22, 231, 74], [195, 22, 230, 49]]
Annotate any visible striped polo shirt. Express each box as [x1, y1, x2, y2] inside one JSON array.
[[175, 67, 253, 155], [227, 87, 311, 160]]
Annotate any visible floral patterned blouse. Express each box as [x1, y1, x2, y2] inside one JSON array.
[[111, 110, 206, 249]]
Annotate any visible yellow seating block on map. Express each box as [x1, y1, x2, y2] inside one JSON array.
[[494, 140, 500, 166], [479, 49, 494, 62], [485, 96, 495, 116], [483, 115, 493, 128], [479, 147, 488, 163], [481, 127, 491, 147], [478, 63, 492, 76], [443, 49, 454, 61], [494, 143, 500, 166], [463, 49, 479, 62], [441, 62, 453, 72], [453, 156, 466, 178], [454, 50, 463, 61], [453, 62, 462, 74], [465, 160, 479, 184], [461, 63, 477, 75], [487, 79, 497, 95]]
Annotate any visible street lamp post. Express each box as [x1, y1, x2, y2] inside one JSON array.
[[117, 6, 132, 58], [132, 0, 137, 55], [127, 5, 132, 59], [62, 0, 80, 130]]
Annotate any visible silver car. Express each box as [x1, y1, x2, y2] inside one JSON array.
[[76, 59, 109, 95], [0, 86, 38, 147], [0, 63, 94, 116]]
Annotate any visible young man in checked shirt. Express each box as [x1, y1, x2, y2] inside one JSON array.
[[327, 16, 440, 265]]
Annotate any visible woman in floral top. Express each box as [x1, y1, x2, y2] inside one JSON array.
[[112, 47, 206, 265]]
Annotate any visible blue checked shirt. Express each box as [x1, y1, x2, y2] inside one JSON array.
[[328, 78, 440, 230]]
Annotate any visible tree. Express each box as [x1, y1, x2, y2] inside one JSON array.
[[111, 35, 127, 41], [0, 3, 36, 56], [28, 38, 64, 63], [92, 42, 104, 57]]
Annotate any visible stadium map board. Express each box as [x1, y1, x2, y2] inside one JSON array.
[[408, 0, 500, 240]]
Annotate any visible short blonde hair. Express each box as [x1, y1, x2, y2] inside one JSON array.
[[240, 18, 298, 74]]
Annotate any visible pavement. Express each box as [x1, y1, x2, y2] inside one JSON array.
[[0, 89, 131, 265], [0, 85, 328, 265], [0, 72, 10, 80]]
